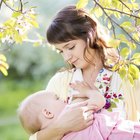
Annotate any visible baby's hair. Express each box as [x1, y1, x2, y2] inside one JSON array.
[[17, 91, 47, 134]]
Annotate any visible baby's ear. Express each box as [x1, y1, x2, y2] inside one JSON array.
[[42, 108, 54, 119]]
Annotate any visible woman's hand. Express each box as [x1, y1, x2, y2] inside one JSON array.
[[54, 100, 95, 134], [70, 81, 91, 98], [37, 101, 95, 140]]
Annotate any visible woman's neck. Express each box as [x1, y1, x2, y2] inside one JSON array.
[[82, 63, 103, 89]]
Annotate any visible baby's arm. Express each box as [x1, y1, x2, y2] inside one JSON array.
[[70, 81, 106, 111]]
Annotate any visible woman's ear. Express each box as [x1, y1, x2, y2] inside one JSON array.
[[42, 108, 54, 119]]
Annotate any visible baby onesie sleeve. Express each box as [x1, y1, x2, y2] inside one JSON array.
[[46, 70, 73, 101], [29, 132, 37, 140]]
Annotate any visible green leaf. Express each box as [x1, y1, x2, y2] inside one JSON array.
[[76, 0, 89, 9], [118, 66, 127, 79], [120, 21, 132, 27], [132, 59, 140, 65], [112, 63, 120, 71], [0, 32, 3, 39], [132, 53, 140, 65], [107, 20, 112, 29], [108, 39, 121, 48], [128, 42, 137, 50], [114, 12, 121, 19], [117, 34, 127, 42], [0, 60, 9, 69], [100, 0, 112, 7], [29, 14, 36, 20], [29, 20, 39, 28], [120, 21, 135, 32], [0, 66, 8, 76], [132, 53, 140, 59], [12, 12, 22, 18], [128, 73, 134, 85], [120, 47, 130, 58], [14, 30, 22, 44], [114, 98, 119, 103], [93, 7, 103, 18], [111, 101, 117, 108], [0, 54, 7, 62], [128, 64, 139, 79], [107, 108, 112, 112], [136, 19, 140, 26], [133, 33, 140, 42]]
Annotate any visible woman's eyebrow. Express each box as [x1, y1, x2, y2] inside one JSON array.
[[55, 43, 70, 51], [63, 43, 70, 48]]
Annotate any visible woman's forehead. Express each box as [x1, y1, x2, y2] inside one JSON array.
[[54, 40, 74, 49], [54, 39, 84, 49]]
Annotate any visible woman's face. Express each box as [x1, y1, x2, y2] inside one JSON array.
[[54, 39, 94, 70]]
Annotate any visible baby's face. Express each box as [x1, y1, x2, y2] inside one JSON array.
[[43, 93, 66, 117]]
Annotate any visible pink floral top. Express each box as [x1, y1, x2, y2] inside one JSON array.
[[68, 68, 125, 116], [94, 68, 123, 112]]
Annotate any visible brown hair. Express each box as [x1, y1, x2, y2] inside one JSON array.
[[47, 5, 119, 69]]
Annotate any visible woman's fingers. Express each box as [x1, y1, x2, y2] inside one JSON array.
[[83, 108, 94, 119], [81, 105, 97, 112], [67, 100, 88, 108], [56, 102, 96, 133]]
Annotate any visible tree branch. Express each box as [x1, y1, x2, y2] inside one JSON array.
[[0, 0, 3, 10], [19, 0, 23, 12], [103, 7, 140, 19], [135, 8, 140, 13], [3, 0, 22, 13], [118, 0, 133, 13], [93, 0, 140, 45]]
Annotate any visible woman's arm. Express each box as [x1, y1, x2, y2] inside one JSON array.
[[37, 122, 64, 140], [36, 101, 94, 140]]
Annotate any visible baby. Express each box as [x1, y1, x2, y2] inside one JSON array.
[[18, 82, 140, 140]]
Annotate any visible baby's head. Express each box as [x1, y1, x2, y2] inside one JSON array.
[[18, 90, 65, 134]]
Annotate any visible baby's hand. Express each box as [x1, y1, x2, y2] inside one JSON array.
[[69, 81, 92, 98], [69, 81, 106, 111]]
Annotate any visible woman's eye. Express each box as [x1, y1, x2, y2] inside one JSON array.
[[69, 46, 75, 50]]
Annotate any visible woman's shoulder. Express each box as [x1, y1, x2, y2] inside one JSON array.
[[53, 68, 74, 79], [47, 68, 75, 88]]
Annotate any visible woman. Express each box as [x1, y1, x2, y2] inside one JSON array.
[[29, 5, 140, 140]]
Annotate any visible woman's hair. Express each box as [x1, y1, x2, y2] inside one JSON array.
[[47, 5, 119, 69]]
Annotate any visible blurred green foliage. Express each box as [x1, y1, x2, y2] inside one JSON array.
[[0, 78, 47, 139], [0, 123, 28, 140]]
